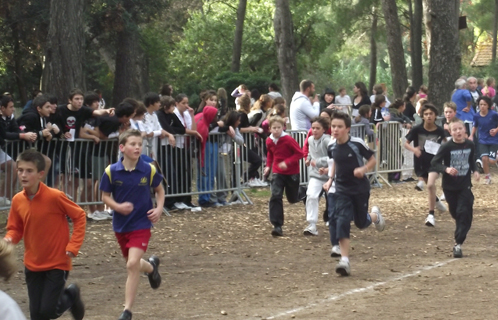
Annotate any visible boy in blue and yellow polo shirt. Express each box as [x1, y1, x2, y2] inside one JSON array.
[[100, 129, 165, 320]]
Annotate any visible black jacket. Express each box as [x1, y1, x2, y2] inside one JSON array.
[[0, 115, 22, 140]]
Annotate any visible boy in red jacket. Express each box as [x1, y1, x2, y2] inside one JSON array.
[[264, 116, 304, 236]]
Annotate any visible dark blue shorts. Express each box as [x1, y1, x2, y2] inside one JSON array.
[[328, 192, 372, 239]]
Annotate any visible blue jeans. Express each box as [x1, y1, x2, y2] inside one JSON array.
[[198, 141, 218, 204]]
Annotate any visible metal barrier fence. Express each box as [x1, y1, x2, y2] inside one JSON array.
[[0, 121, 418, 211]]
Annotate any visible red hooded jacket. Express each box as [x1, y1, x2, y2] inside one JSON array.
[[194, 106, 218, 167]]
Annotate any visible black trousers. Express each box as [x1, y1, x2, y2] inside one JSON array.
[[269, 173, 300, 227], [241, 147, 262, 181], [162, 145, 192, 207], [25, 268, 73, 320], [444, 187, 474, 245]]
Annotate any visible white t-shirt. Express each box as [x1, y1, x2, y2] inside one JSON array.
[[144, 112, 163, 159], [173, 108, 192, 148], [0, 291, 26, 320], [335, 95, 351, 106]]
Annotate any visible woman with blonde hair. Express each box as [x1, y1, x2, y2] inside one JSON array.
[[481, 77, 496, 98], [248, 94, 273, 127]]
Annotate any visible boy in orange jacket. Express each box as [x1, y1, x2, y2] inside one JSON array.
[[4, 149, 86, 320]]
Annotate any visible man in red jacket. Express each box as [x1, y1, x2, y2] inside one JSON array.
[[264, 116, 304, 236]]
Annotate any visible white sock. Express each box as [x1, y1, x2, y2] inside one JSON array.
[[341, 256, 349, 263]]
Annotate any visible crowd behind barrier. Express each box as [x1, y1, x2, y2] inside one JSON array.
[[0, 117, 425, 211], [0, 103, 450, 211]]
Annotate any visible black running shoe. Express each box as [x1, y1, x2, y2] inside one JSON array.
[[66, 284, 85, 320], [271, 226, 283, 237], [148, 256, 162, 289], [118, 309, 132, 320]]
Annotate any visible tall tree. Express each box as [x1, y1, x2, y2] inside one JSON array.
[[493, 0, 498, 63], [42, 0, 86, 103], [426, 0, 460, 110], [111, 0, 150, 106], [411, 0, 424, 90], [381, 0, 408, 98], [231, 0, 247, 72], [274, 0, 299, 111], [369, 6, 378, 94]]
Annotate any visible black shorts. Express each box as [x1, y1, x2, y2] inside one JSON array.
[[414, 157, 432, 178], [478, 143, 498, 160]]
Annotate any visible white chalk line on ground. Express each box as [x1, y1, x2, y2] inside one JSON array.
[[265, 259, 456, 319]]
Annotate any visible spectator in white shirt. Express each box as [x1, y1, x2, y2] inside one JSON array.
[[289, 80, 320, 130]]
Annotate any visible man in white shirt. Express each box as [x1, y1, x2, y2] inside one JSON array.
[[467, 77, 481, 111], [289, 80, 320, 130]]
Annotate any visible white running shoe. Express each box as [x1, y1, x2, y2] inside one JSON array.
[[335, 260, 351, 276], [190, 205, 202, 212], [231, 199, 248, 205], [415, 180, 424, 191], [439, 193, 446, 201], [247, 179, 261, 187], [0, 196, 11, 206], [92, 211, 109, 221], [255, 178, 268, 187], [174, 202, 189, 210], [425, 214, 435, 227], [436, 200, 447, 212], [303, 224, 318, 236], [371, 206, 385, 231], [330, 245, 341, 257], [99, 210, 113, 219]]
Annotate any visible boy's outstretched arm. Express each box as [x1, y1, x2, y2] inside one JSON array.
[[147, 184, 165, 223]]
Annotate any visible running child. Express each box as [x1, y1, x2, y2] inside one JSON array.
[[303, 117, 331, 236], [404, 104, 447, 227], [323, 112, 385, 276], [100, 129, 164, 320], [4, 149, 86, 320], [430, 118, 479, 257], [470, 96, 498, 184], [443, 102, 458, 138], [264, 116, 304, 236]]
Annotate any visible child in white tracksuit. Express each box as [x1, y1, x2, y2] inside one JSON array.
[[304, 117, 331, 236]]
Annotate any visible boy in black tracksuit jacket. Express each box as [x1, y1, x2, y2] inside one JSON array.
[[430, 118, 479, 258]]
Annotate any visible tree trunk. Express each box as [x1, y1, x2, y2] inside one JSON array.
[[42, 0, 86, 103], [412, 0, 424, 89], [423, 0, 432, 59], [493, 0, 498, 63], [369, 7, 378, 94], [427, 0, 460, 112], [112, 25, 149, 107], [6, 5, 29, 106], [274, 0, 299, 114], [231, 0, 247, 73], [381, 0, 408, 99]]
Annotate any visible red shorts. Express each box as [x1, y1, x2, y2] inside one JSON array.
[[115, 229, 151, 258]]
